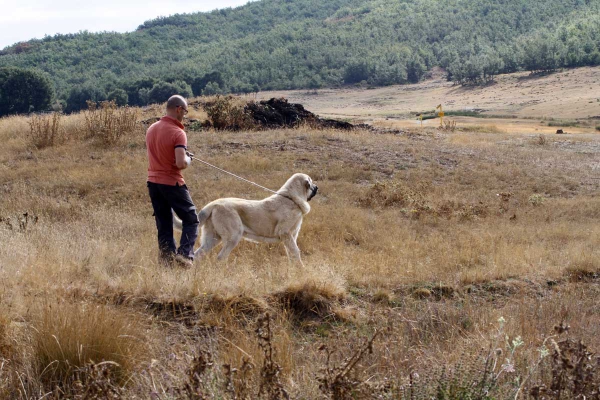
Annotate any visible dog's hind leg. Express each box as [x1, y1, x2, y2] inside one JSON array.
[[210, 205, 244, 261], [217, 233, 242, 261], [194, 223, 221, 258]]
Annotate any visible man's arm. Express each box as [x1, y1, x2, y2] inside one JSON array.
[[175, 147, 191, 170]]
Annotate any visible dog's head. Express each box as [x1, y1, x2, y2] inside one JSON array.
[[279, 173, 318, 213], [293, 173, 318, 201]]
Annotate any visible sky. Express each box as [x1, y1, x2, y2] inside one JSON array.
[[0, 0, 252, 49]]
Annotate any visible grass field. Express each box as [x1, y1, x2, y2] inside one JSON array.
[[1, 71, 600, 398]]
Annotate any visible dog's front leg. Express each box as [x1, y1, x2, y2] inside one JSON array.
[[282, 234, 304, 267]]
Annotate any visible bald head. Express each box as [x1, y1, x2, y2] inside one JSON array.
[[166, 95, 187, 110]]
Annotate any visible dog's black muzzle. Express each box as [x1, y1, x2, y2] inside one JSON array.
[[308, 185, 318, 201]]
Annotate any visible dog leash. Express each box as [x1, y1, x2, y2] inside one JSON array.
[[187, 153, 295, 201]]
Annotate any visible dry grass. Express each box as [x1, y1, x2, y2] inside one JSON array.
[[30, 301, 148, 388], [0, 94, 599, 398]]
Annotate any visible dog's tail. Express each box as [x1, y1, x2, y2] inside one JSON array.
[[173, 205, 213, 231]]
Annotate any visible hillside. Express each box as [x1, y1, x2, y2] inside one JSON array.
[[1, 0, 600, 113]]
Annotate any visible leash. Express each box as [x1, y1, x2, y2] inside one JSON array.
[[187, 153, 293, 200]]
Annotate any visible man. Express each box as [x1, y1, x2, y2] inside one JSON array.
[[146, 95, 199, 268]]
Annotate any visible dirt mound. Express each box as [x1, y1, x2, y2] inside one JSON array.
[[246, 98, 354, 130]]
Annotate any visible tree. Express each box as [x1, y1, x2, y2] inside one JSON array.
[[148, 81, 193, 104], [124, 78, 157, 106], [65, 85, 106, 113], [202, 81, 222, 95], [343, 62, 370, 84], [192, 72, 225, 96], [520, 32, 566, 73], [407, 55, 426, 83], [0, 67, 54, 116], [107, 88, 129, 106]]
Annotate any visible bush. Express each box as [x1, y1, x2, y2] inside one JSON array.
[[0, 67, 54, 116], [83, 100, 141, 146], [28, 112, 66, 148]]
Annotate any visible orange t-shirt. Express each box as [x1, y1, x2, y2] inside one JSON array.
[[146, 116, 187, 186]]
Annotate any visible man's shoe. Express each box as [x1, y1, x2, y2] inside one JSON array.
[[174, 254, 194, 269]]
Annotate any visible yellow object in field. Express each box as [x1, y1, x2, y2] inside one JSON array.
[[436, 104, 444, 127]]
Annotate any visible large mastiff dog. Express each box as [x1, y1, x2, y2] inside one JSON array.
[[175, 173, 318, 265]]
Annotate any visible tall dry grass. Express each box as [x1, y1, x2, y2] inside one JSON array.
[[0, 101, 599, 398], [30, 302, 148, 387]]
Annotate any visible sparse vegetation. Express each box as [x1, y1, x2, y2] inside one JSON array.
[[0, 86, 599, 398]]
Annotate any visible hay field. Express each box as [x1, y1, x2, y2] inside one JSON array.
[[1, 84, 600, 398]]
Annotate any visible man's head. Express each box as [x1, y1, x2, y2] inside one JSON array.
[[166, 95, 188, 122]]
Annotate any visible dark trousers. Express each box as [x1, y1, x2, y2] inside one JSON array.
[[147, 182, 199, 260]]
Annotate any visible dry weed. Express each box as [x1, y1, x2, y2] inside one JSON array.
[[317, 329, 384, 399], [83, 100, 141, 145], [520, 323, 600, 399], [203, 95, 255, 131], [28, 112, 66, 148], [256, 313, 290, 399], [68, 361, 124, 399]]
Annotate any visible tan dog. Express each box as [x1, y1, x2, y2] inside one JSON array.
[[174, 173, 318, 265]]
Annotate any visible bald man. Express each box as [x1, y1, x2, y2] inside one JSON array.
[[146, 95, 199, 268]]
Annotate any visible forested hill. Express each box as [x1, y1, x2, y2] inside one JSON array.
[[1, 0, 600, 112]]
